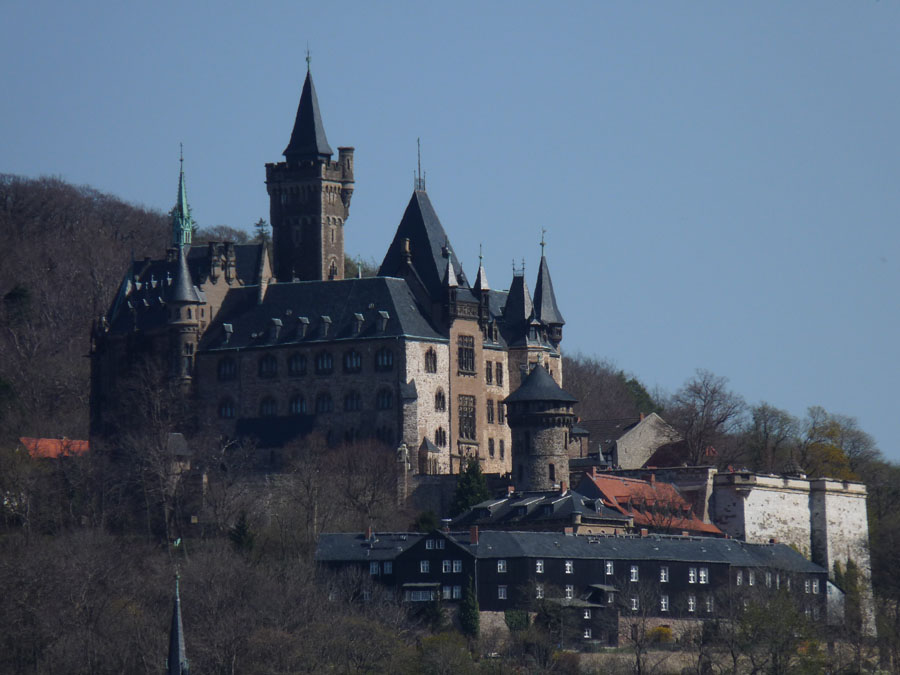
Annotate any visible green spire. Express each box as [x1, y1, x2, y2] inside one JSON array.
[[172, 144, 193, 248]]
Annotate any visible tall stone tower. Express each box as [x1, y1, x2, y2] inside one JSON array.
[[505, 364, 577, 491], [266, 66, 354, 282]]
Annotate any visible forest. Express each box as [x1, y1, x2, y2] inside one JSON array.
[[2, 174, 900, 673]]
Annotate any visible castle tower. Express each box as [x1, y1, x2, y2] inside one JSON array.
[[505, 364, 577, 491], [266, 64, 354, 282], [168, 246, 201, 382], [533, 240, 564, 346]]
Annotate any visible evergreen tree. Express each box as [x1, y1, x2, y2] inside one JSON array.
[[253, 218, 271, 245], [228, 510, 254, 554], [450, 458, 490, 517], [459, 578, 479, 638]]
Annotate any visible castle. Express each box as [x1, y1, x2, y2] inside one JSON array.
[[89, 65, 566, 476]]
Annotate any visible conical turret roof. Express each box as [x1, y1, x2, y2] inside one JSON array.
[[533, 254, 564, 325], [167, 576, 189, 675], [171, 247, 200, 304], [505, 364, 577, 405], [283, 69, 333, 160], [503, 272, 533, 325], [474, 255, 489, 292]]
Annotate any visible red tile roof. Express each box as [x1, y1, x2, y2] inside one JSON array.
[[578, 469, 722, 536], [19, 437, 89, 459]]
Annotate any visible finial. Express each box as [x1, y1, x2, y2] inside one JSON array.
[[540, 228, 546, 255], [179, 142, 183, 167], [521, 257, 526, 274], [512, 258, 515, 273], [357, 254, 362, 279], [306, 44, 311, 71], [479, 243, 483, 263], [415, 138, 426, 190]]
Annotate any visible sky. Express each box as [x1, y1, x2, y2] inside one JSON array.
[[2, 2, 899, 461]]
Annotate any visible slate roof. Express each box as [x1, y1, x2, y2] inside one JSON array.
[[378, 190, 467, 301], [505, 364, 577, 405], [172, 247, 201, 304], [533, 254, 564, 325], [283, 69, 333, 160], [580, 418, 641, 451], [202, 276, 444, 351], [452, 488, 630, 529], [316, 531, 425, 562]]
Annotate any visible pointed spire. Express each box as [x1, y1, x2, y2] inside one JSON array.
[[172, 246, 199, 304], [443, 255, 458, 288], [172, 145, 193, 248], [474, 245, 489, 292], [167, 575, 189, 675], [533, 234, 565, 326], [503, 271, 533, 325], [283, 67, 333, 160]]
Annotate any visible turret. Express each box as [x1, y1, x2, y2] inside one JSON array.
[[167, 575, 189, 675], [533, 238, 565, 346], [505, 364, 576, 491], [168, 247, 201, 381], [266, 62, 354, 282]]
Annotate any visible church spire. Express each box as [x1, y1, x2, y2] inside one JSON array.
[[167, 575, 189, 675], [172, 145, 193, 248], [283, 67, 334, 160]]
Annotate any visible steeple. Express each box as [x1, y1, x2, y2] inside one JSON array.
[[283, 68, 334, 161], [473, 246, 489, 292], [171, 146, 193, 248], [167, 575, 189, 675], [533, 232, 564, 344], [443, 255, 458, 288], [503, 267, 533, 328]]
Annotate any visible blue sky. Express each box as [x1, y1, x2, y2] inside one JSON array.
[[3, 2, 899, 461]]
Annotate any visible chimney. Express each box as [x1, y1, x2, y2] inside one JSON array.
[[560, 481, 567, 495], [681, 530, 689, 537], [507, 485, 515, 497], [365, 526, 373, 541], [649, 473, 655, 485], [441, 518, 451, 533], [564, 527, 574, 536], [470, 525, 479, 545], [640, 528, 648, 537], [640, 412, 645, 421]]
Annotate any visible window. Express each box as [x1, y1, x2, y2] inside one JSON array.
[[497, 403, 505, 424], [434, 389, 446, 411], [426, 540, 434, 550], [343, 349, 361, 373], [497, 560, 507, 573], [607, 592, 615, 605], [376, 388, 393, 410], [699, 567, 709, 584], [496, 363, 503, 386], [688, 595, 696, 613], [218, 398, 235, 419], [606, 561, 614, 575], [259, 397, 277, 417], [452, 560, 462, 573], [766, 572, 772, 588], [315, 392, 333, 413], [375, 347, 393, 371], [583, 609, 592, 620], [486, 399, 495, 424], [736, 570, 743, 586], [748, 571, 755, 586], [689, 567, 697, 584], [442, 560, 451, 573], [630, 565, 639, 582], [499, 440, 505, 459], [288, 353, 306, 376], [812, 579, 819, 594], [420, 560, 430, 573], [583, 628, 592, 639], [565, 560, 574, 574], [338, 392, 359, 412], [435, 427, 447, 447], [443, 586, 452, 600], [705, 595, 713, 613], [289, 394, 307, 415], [485, 361, 493, 384], [660, 595, 669, 612], [370, 562, 379, 575], [498, 585, 507, 600], [384, 562, 392, 575], [314, 351, 333, 374], [536, 559, 544, 574], [536, 583, 544, 599], [258, 354, 277, 378], [458, 335, 475, 374], [425, 348, 437, 373], [217, 357, 236, 381], [549, 463, 556, 482], [406, 589, 435, 602], [437, 540, 445, 549], [630, 596, 639, 611], [458, 395, 476, 440], [565, 585, 574, 600], [776, 574, 781, 590], [453, 586, 461, 599], [660, 566, 669, 583], [804, 579, 811, 594], [488, 438, 495, 457]]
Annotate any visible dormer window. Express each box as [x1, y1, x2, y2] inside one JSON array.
[[270, 318, 282, 341], [320, 315, 332, 338], [377, 310, 390, 333], [353, 312, 365, 335], [298, 316, 310, 338]]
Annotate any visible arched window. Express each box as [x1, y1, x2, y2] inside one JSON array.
[[343, 350, 362, 373], [315, 351, 333, 375], [434, 389, 446, 412], [259, 397, 277, 417], [288, 353, 307, 376], [328, 259, 338, 280], [549, 463, 556, 483], [258, 354, 277, 378], [344, 391, 361, 412], [289, 394, 307, 415], [425, 348, 437, 373], [376, 388, 393, 410], [435, 427, 446, 447], [315, 392, 333, 414], [375, 347, 393, 372], [489, 438, 495, 457], [218, 398, 235, 419], [217, 357, 236, 381]]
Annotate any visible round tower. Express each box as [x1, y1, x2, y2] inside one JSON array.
[[504, 364, 577, 491], [168, 247, 201, 383]]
